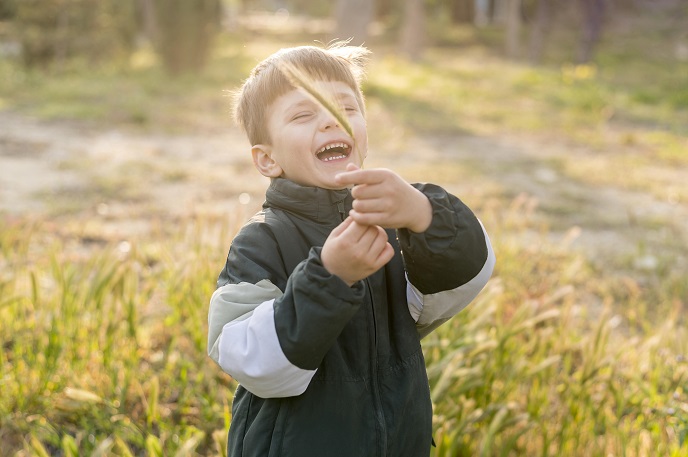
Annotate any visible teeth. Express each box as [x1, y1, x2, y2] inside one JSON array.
[[322, 155, 347, 162], [317, 142, 348, 154]]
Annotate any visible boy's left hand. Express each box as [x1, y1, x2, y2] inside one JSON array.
[[335, 164, 432, 233]]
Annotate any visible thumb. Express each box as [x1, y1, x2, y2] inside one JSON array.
[[345, 163, 360, 172]]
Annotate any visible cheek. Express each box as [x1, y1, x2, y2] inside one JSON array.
[[352, 118, 367, 138], [356, 128, 368, 149]]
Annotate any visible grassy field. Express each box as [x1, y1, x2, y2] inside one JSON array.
[[1, 6, 688, 456]]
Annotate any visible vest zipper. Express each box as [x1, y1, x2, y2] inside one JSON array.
[[337, 196, 386, 453], [365, 278, 387, 456]]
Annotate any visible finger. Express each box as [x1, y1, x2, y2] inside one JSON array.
[[352, 197, 389, 214], [349, 210, 387, 227], [334, 163, 360, 187], [341, 218, 371, 241], [350, 178, 395, 201], [356, 224, 385, 252], [335, 168, 387, 187], [366, 225, 388, 253], [354, 225, 380, 251], [329, 215, 354, 237], [375, 242, 395, 266]]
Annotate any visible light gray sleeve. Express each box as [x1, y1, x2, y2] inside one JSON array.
[[208, 279, 317, 398], [407, 221, 496, 338]]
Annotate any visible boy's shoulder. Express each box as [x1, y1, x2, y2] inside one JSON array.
[[228, 207, 310, 283], [233, 208, 301, 257], [239, 207, 296, 237], [234, 209, 282, 244]]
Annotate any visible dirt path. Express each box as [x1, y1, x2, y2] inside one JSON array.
[[1, 110, 686, 272], [0, 110, 269, 238], [426, 133, 688, 268]]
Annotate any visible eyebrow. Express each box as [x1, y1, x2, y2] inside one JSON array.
[[334, 92, 357, 103], [283, 90, 358, 118], [291, 92, 355, 105]]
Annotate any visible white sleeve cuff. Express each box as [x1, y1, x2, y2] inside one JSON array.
[[407, 220, 496, 325], [218, 299, 317, 398]]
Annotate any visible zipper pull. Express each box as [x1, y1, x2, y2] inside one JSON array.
[[336, 200, 346, 221]]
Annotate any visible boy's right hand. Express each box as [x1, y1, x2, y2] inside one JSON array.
[[321, 217, 395, 287]]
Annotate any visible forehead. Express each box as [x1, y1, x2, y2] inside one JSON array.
[[271, 81, 359, 113]]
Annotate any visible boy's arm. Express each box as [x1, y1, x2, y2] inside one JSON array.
[[208, 220, 365, 398], [334, 166, 494, 337], [399, 183, 495, 337]]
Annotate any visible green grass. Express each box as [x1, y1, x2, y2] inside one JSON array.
[[426, 199, 688, 456], [0, 215, 236, 456], [1, 198, 686, 456]]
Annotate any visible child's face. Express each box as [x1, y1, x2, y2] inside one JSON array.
[[252, 80, 368, 189]]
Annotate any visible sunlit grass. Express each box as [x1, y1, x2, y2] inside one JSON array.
[[1, 196, 686, 455], [427, 196, 688, 456], [0, 214, 238, 455]]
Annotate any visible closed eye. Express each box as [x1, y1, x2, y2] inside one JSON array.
[[291, 112, 313, 121]]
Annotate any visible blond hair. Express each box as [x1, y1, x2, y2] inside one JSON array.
[[233, 42, 370, 146]]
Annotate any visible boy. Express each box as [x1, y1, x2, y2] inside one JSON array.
[[208, 43, 495, 457]]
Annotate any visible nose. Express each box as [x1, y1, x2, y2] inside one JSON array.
[[319, 111, 340, 131]]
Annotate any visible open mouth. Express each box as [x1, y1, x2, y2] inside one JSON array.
[[316, 142, 351, 162]]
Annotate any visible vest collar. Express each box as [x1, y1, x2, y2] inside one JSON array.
[[264, 178, 353, 224]]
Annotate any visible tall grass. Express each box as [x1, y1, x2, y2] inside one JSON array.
[[427, 196, 688, 456], [1, 195, 686, 456], [0, 215, 239, 455]]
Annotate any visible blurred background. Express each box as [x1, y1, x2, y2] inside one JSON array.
[[0, 0, 687, 456]]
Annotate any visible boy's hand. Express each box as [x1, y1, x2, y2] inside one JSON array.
[[321, 217, 395, 287], [335, 164, 432, 233]]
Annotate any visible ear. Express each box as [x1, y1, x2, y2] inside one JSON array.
[[252, 144, 283, 178]]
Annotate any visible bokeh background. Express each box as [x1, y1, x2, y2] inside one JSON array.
[[0, 0, 687, 455]]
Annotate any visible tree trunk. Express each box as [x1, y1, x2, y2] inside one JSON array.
[[505, 0, 521, 58], [528, 0, 553, 63], [475, 0, 491, 26], [400, 0, 425, 60], [139, 0, 157, 43], [451, 0, 474, 23], [334, 0, 375, 45], [153, 0, 221, 75], [577, 0, 605, 63], [493, 0, 508, 23], [376, 0, 395, 20]]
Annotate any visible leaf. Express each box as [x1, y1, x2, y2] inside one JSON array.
[[90, 437, 114, 457], [173, 430, 205, 457], [145, 435, 163, 457], [61, 434, 79, 457], [64, 387, 102, 404]]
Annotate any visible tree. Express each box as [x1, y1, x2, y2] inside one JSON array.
[[15, 0, 137, 69], [400, 0, 426, 60], [504, 0, 522, 58], [333, 0, 376, 45], [152, 0, 221, 75], [0, 0, 16, 20], [528, 0, 554, 63], [450, 0, 475, 24], [577, 0, 605, 63]]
